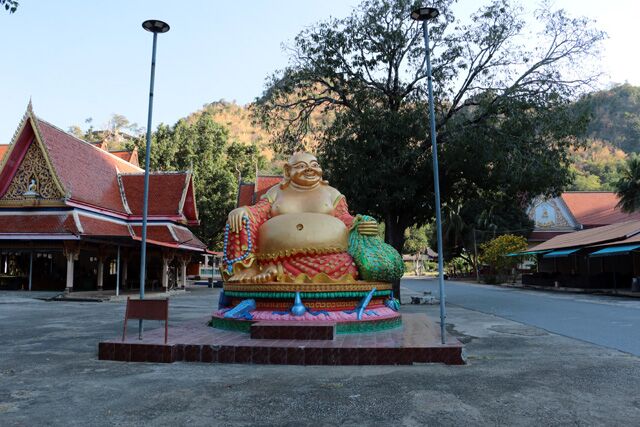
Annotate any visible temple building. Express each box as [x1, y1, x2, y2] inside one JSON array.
[[236, 174, 283, 207], [521, 192, 640, 291], [0, 104, 207, 292], [527, 192, 640, 245]]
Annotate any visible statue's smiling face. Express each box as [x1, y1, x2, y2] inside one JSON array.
[[286, 153, 322, 187]]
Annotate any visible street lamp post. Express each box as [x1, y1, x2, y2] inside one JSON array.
[[411, 6, 447, 344], [139, 19, 170, 338]]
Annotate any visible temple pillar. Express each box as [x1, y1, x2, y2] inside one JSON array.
[[120, 249, 131, 290], [66, 256, 74, 292], [96, 260, 104, 291], [161, 257, 169, 291], [115, 246, 121, 296], [28, 251, 33, 291], [122, 259, 128, 289], [179, 253, 191, 289], [63, 242, 80, 293], [96, 246, 108, 291], [181, 260, 187, 289], [161, 250, 175, 292]]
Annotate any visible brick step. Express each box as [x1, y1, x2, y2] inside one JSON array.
[[250, 321, 336, 340]]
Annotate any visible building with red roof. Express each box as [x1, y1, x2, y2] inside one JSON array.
[[527, 192, 640, 244], [236, 174, 283, 207], [522, 192, 640, 291], [0, 104, 206, 292]]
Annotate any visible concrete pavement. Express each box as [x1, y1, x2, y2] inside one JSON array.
[[0, 286, 639, 426], [402, 278, 640, 356]]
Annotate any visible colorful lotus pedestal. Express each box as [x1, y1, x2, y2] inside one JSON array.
[[212, 281, 402, 335]]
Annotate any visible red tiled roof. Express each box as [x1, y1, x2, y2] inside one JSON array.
[[37, 119, 142, 213], [131, 224, 205, 250], [237, 175, 282, 207], [120, 173, 188, 217], [0, 110, 205, 251], [0, 214, 78, 235], [181, 178, 198, 223], [77, 215, 130, 237], [110, 149, 139, 167], [255, 176, 282, 193], [561, 192, 640, 227], [0, 145, 8, 161], [237, 183, 255, 207], [172, 225, 207, 249], [131, 224, 175, 242]]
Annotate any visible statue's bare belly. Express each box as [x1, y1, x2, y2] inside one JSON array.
[[258, 213, 348, 257]]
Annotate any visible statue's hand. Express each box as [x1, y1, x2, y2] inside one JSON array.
[[357, 220, 379, 236], [228, 207, 250, 233]]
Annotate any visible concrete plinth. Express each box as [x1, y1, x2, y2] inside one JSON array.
[[98, 313, 465, 365]]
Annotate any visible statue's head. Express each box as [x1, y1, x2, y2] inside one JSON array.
[[282, 152, 326, 189]]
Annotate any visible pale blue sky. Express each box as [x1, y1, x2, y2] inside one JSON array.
[[0, 0, 638, 144]]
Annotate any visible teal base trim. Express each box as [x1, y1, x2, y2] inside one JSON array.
[[210, 315, 402, 335], [210, 317, 253, 333], [336, 316, 402, 334]]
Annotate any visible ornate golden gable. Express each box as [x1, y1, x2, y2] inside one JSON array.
[[0, 141, 65, 202]]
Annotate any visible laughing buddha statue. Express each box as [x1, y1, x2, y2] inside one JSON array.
[[221, 152, 403, 284]]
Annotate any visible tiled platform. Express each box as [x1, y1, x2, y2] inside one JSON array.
[[250, 321, 336, 340], [98, 314, 465, 365]]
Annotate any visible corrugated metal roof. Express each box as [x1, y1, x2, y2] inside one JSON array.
[[530, 220, 640, 251]]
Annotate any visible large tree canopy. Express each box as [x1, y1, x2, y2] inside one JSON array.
[[256, 0, 604, 253]]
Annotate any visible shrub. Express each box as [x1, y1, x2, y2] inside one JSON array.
[[480, 234, 528, 283]]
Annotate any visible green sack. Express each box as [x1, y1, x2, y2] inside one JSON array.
[[348, 215, 404, 282]]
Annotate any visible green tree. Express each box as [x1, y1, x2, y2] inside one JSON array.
[[154, 115, 237, 248], [226, 142, 268, 181], [479, 234, 528, 283], [257, 0, 604, 253], [568, 139, 627, 190], [615, 155, 640, 213], [403, 224, 431, 274]]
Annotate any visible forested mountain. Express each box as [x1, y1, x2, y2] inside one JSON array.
[[568, 84, 640, 190], [578, 84, 640, 152]]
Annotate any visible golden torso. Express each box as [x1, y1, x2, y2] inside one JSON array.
[[257, 184, 348, 257]]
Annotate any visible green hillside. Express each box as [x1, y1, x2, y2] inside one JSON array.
[[578, 84, 640, 152], [568, 84, 640, 190]]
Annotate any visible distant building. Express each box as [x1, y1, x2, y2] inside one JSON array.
[[0, 104, 206, 292], [527, 192, 640, 244], [525, 220, 640, 291], [236, 174, 283, 207]]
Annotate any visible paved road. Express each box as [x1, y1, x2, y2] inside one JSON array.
[[403, 278, 640, 356]]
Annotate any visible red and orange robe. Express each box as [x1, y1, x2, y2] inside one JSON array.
[[223, 196, 359, 282]]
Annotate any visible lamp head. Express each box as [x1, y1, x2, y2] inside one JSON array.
[[410, 7, 439, 21], [142, 20, 170, 33]]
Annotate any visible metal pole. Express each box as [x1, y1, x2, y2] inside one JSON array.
[[473, 228, 480, 283], [139, 30, 159, 339], [422, 20, 446, 344], [116, 245, 121, 297], [28, 251, 33, 291]]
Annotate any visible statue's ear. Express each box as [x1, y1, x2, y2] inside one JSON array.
[[283, 164, 291, 178]]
